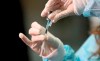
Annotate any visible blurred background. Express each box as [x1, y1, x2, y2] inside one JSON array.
[[20, 0, 89, 61], [5, 0, 99, 61]]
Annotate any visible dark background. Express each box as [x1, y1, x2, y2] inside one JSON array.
[[2, 0, 29, 61]]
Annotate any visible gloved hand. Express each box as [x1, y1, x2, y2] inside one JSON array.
[[41, 0, 74, 23], [19, 21, 63, 56]]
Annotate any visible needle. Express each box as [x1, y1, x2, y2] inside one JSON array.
[[40, 12, 52, 56], [45, 18, 52, 34], [45, 11, 52, 34]]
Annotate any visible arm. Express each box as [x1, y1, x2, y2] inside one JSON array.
[[73, 0, 100, 17]]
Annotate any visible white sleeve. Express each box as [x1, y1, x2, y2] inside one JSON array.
[[73, 0, 87, 15], [73, 0, 100, 17]]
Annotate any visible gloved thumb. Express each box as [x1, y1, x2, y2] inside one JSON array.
[[48, 4, 74, 23]]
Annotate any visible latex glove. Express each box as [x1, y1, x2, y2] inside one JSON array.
[[41, 0, 74, 23], [19, 21, 63, 56]]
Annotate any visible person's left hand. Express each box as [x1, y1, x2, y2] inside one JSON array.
[[19, 22, 61, 56]]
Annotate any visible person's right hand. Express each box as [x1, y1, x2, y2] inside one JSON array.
[[41, 0, 75, 23], [19, 22, 63, 56]]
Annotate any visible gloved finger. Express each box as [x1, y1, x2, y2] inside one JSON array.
[[45, 0, 60, 8], [41, 0, 61, 17], [31, 21, 46, 35], [32, 46, 41, 54], [29, 28, 40, 35], [31, 41, 42, 50], [48, 10, 62, 22], [63, 0, 72, 8], [31, 35, 46, 42], [53, 4, 74, 23], [31, 21, 42, 30], [41, 4, 61, 17], [19, 33, 32, 46]]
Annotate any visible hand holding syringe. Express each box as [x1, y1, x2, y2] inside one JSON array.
[[40, 13, 53, 56], [19, 11, 61, 56]]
